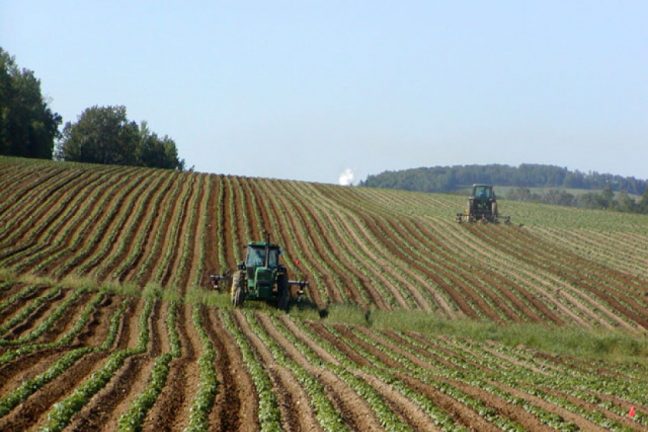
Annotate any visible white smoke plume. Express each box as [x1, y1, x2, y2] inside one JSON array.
[[338, 168, 355, 186]]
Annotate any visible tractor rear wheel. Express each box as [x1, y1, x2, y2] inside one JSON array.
[[277, 274, 290, 312], [231, 270, 246, 307]]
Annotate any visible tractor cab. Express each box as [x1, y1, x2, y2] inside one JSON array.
[[473, 184, 494, 200], [244, 242, 280, 271]]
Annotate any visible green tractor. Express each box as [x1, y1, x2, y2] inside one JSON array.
[[456, 184, 511, 224], [210, 237, 308, 311]]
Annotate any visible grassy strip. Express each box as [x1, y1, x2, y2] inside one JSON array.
[[322, 306, 648, 363]]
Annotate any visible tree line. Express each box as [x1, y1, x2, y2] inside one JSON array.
[[361, 164, 647, 195], [362, 164, 648, 214], [507, 186, 648, 214], [0, 47, 183, 170]]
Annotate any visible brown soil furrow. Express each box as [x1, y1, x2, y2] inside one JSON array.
[[277, 180, 386, 309], [177, 174, 208, 291], [474, 226, 648, 329], [122, 175, 186, 285], [278, 315, 339, 365], [220, 175, 236, 269], [224, 175, 244, 264], [68, 356, 151, 432], [251, 179, 327, 306], [234, 176, 261, 240], [435, 220, 600, 328], [0, 349, 64, 395], [74, 294, 119, 348], [151, 300, 168, 356], [0, 282, 22, 301], [202, 174, 221, 285], [0, 166, 64, 217], [365, 213, 475, 318], [282, 317, 439, 431], [81, 172, 170, 281], [160, 175, 199, 288], [0, 297, 135, 431], [143, 303, 199, 432], [32, 168, 143, 278], [399, 373, 500, 432], [0, 168, 87, 244], [355, 370, 443, 432], [494, 382, 608, 432], [204, 308, 259, 432], [35, 291, 93, 343], [383, 216, 503, 321], [258, 179, 336, 305], [246, 178, 273, 236], [309, 198, 418, 310], [446, 378, 553, 431], [405, 219, 538, 322], [68, 299, 162, 431], [256, 313, 384, 432], [246, 179, 325, 307], [0, 169, 99, 249], [547, 389, 645, 432], [0, 284, 47, 323], [11, 168, 136, 276], [2, 289, 66, 340], [230, 175, 249, 247], [233, 310, 319, 432]]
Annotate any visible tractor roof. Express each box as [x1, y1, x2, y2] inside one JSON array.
[[247, 241, 280, 249], [472, 183, 493, 188]]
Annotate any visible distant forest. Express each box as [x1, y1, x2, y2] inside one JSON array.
[[361, 164, 647, 195], [361, 164, 648, 213]]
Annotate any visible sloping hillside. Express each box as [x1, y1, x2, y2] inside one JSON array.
[[1, 156, 647, 331], [2, 156, 648, 431]]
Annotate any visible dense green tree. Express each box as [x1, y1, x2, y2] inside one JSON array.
[[137, 121, 185, 170], [0, 47, 61, 158], [57, 105, 139, 165], [56, 106, 184, 170]]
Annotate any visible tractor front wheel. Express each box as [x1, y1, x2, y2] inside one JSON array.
[[231, 270, 246, 307]]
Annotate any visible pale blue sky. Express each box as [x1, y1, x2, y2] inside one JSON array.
[[2, 1, 646, 183]]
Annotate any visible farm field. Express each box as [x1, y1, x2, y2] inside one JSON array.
[[1, 155, 647, 431]]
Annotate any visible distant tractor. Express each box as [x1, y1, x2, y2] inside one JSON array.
[[209, 236, 308, 311], [456, 184, 511, 224]]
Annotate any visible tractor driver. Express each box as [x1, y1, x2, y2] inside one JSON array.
[[246, 247, 265, 267]]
